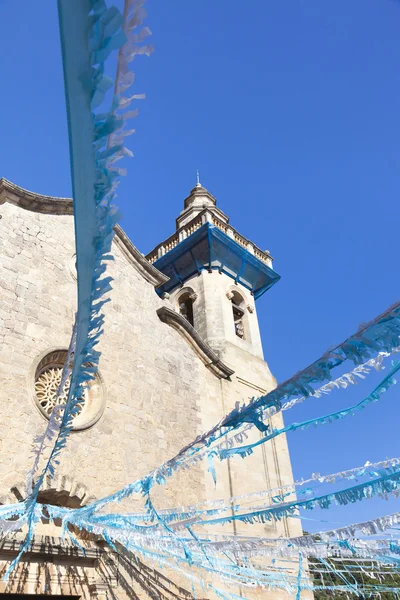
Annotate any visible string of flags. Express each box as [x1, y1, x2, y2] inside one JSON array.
[[1, 1, 400, 598]]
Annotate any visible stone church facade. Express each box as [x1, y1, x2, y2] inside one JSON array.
[[0, 177, 302, 599]]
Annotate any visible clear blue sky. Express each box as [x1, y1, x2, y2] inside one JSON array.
[[1, 0, 399, 531]]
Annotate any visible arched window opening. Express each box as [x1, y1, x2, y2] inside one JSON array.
[[230, 291, 245, 339], [179, 293, 194, 327]]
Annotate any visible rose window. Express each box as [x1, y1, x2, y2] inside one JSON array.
[[33, 350, 105, 431], [34, 365, 85, 420]]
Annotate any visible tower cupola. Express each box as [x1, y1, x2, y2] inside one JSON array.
[[176, 183, 229, 229]]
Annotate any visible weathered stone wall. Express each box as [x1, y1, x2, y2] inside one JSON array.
[[0, 200, 217, 508], [0, 188, 304, 599], [169, 270, 302, 540]]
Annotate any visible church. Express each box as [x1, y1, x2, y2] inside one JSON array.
[[0, 176, 303, 598]]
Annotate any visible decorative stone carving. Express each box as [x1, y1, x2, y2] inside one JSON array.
[[189, 292, 198, 302], [226, 291, 234, 300], [247, 304, 254, 313], [33, 350, 106, 431], [35, 366, 85, 419]]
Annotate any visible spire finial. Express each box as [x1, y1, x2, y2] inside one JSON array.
[[196, 169, 201, 187]]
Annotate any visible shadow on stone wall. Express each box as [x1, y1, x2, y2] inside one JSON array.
[[0, 558, 90, 598], [0, 538, 208, 600], [104, 544, 208, 600]]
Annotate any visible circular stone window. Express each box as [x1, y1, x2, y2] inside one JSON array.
[[33, 349, 105, 431]]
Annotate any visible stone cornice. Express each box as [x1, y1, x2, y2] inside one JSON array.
[[176, 204, 229, 230], [114, 225, 169, 288], [0, 533, 101, 565], [0, 178, 168, 289], [0, 177, 73, 214], [156, 306, 235, 380], [4, 471, 96, 508], [147, 208, 274, 268]]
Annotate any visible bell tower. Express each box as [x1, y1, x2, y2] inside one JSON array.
[[146, 178, 280, 361], [147, 178, 302, 544]]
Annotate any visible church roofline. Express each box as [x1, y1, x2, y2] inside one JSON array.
[[114, 224, 168, 288], [0, 177, 168, 289], [0, 177, 74, 215]]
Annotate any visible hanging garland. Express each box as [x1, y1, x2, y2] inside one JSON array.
[[1, 2, 400, 598], [217, 360, 400, 461]]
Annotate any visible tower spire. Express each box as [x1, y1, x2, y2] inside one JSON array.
[[196, 169, 201, 187]]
